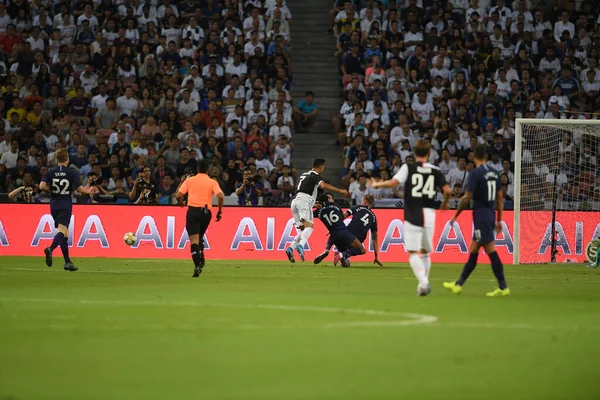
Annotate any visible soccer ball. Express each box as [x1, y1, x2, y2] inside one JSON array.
[[124, 232, 137, 246]]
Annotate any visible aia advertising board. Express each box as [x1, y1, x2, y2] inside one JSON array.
[[0, 204, 598, 264]]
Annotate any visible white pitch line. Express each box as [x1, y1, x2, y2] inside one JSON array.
[[0, 297, 437, 329], [1, 298, 598, 332], [2, 267, 598, 283], [435, 321, 600, 332]]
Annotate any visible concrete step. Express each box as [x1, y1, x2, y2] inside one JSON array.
[[294, 75, 340, 84], [291, 68, 339, 76], [287, 0, 344, 187], [292, 34, 334, 42], [293, 44, 335, 51]]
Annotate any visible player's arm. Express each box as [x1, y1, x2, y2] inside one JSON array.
[[39, 181, 49, 192], [437, 170, 451, 210], [319, 181, 348, 196], [369, 163, 407, 189], [451, 191, 472, 223], [451, 169, 477, 223], [440, 184, 451, 210], [368, 177, 400, 189], [372, 229, 383, 267], [343, 206, 355, 219], [495, 186, 504, 233]]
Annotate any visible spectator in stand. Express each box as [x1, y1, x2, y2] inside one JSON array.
[[328, 0, 600, 210], [293, 91, 318, 132]]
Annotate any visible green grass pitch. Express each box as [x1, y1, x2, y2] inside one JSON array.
[[1, 257, 599, 400]]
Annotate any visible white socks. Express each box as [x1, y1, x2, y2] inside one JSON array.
[[409, 253, 429, 287], [421, 253, 431, 277], [292, 232, 302, 247], [299, 227, 314, 247]]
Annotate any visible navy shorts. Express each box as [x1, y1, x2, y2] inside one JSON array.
[[51, 207, 72, 229], [473, 220, 495, 245], [331, 229, 357, 252]]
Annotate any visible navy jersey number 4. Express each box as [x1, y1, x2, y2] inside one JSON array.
[[347, 205, 377, 243]]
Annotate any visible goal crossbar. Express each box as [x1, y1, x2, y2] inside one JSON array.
[[514, 118, 600, 265]]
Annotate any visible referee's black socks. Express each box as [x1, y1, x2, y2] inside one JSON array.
[[191, 243, 202, 267]]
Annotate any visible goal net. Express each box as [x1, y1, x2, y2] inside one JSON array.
[[514, 118, 600, 265]]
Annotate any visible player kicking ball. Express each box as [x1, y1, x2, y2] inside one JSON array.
[[369, 140, 450, 296], [286, 158, 348, 263], [314, 194, 382, 267], [313, 194, 365, 267], [443, 144, 510, 297], [39, 149, 94, 271]]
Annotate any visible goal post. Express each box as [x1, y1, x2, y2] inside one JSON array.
[[514, 118, 600, 265]]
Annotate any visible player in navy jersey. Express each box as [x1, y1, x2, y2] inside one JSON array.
[[314, 194, 382, 267], [39, 148, 93, 271], [313, 194, 365, 268], [444, 144, 510, 297], [286, 157, 348, 263]]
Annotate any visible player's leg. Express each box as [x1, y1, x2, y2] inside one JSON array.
[[420, 250, 431, 277], [44, 209, 63, 267], [404, 222, 429, 294], [455, 240, 480, 287], [286, 200, 303, 263], [49, 209, 77, 271], [314, 236, 333, 265], [482, 239, 510, 297], [294, 201, 314, 261], [58, 225, 73, 267], [444, 224, 485, 294], [420, 220, 435, 278], [340, 237, 365, 268]]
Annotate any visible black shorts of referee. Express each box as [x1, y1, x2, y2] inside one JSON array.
[[186, 206, 212, 241]]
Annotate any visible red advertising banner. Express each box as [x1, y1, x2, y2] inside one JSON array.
[[0, 204, 598, 264]]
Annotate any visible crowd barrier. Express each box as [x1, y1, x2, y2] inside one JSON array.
[[0, 205, 597, 264]]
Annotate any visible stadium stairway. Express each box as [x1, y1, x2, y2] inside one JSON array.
[[288, 0, 344, 187]]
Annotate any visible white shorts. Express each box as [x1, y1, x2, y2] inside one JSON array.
[[404, 209, 436, 253], [291, 197, 314, 227]]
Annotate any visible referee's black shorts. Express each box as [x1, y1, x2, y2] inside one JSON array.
[[186, 206, 212, 237]]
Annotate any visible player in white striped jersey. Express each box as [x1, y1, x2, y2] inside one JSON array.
[[369, 140, 451, 296], [286, 158, 348, 263]]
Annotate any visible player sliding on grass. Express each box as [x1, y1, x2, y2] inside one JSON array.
[[443, 144, 510, 297], [369, 139, 450, 296], [314, 194, 382, 267], [313, 194, 366, 268], [39, 148, 94, 271], [286, 158, 348, 263]]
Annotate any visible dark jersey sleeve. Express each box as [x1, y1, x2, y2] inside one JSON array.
[[346, 205, 359, 216], [71, 169, 82, 189], [313, 208, 321, 219], [315, 175, 323, 187], [467, 168, 479, 194], [434, 168, 448, 189], [371, 212, 378, 235], [42, 169, 52, 184]]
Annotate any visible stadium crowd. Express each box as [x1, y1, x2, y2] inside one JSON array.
[[0, 0, 302, 206], [332, 0, 600, 210]]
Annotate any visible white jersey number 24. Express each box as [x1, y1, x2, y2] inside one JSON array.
[[411, 174, 436, 199]]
